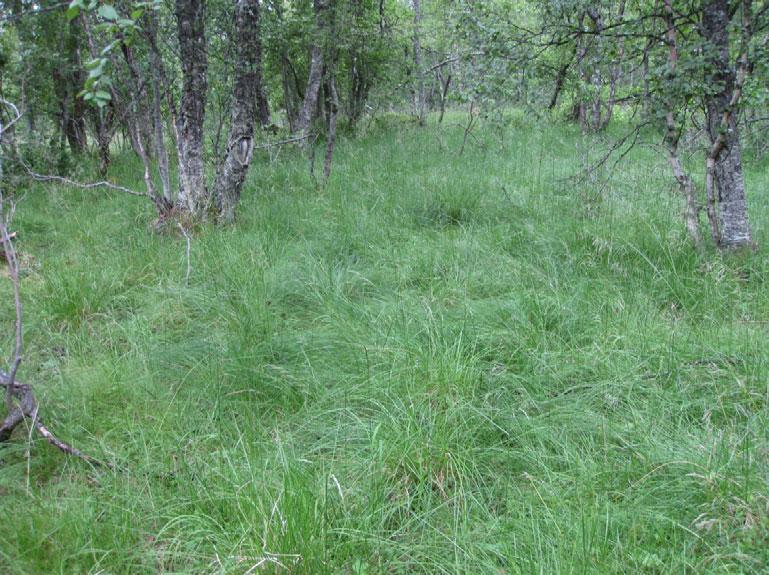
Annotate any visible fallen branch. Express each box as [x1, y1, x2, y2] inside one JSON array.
[[0, 373, 107, 467]]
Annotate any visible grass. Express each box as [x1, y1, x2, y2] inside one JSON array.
[[1, 111, 769, 573]]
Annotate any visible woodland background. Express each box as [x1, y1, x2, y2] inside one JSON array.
[[1, 0, 769, 573]]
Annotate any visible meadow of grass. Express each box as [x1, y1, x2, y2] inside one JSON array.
[[1, 112, 769, 574]]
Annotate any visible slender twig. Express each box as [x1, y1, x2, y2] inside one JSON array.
[[177, 223, 191, 286], [253, 134, 311, 150], [560, 120, 651, 185], [458, 101, 477, 156]]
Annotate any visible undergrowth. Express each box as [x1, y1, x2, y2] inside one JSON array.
[[1, 113, 769, 574]]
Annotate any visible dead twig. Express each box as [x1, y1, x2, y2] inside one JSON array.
[[0, 373, 108, 467], [253, 134, 311, 150], [458, 100, 478, 156], [0, 213, 104, 465], [0, 99, 22, 135], [18, 160, 152, 199], [177, 223, 192, 286], [0, 199, 22, 413], [0, 100, 23, 413], [560, 120, 650, 187]]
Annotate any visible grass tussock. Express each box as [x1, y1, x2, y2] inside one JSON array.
[[1, 114, 769, 573]]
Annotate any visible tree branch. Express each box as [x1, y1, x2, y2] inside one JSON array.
[[17, 161, 153, 199]]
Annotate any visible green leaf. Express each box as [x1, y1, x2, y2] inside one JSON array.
[[66, 5, 81, 21], [130, 8, 144, 20], [98, 4, 119, 21]]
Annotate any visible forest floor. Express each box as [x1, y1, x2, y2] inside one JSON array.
[[1, 112, 769, 574]]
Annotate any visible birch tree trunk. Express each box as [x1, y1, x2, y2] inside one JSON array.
[[702, 0, 753, 248], [281, 52, 301, 132], [175, 0, 209, 216], [215, 0, 261, 223], [347, 0, 370, 126], [572, 13, 587, 126], [295, 49, 323, 136], [323, 68, 339, 180], [253, 0, 271, 129], [147, 14, 172, 205], [600, 0, 625, 130], [548, 50, 573, 110], [295, 0, 331, 138], [412, 0, 426, 125], [116, 42, 174, 215], [587, 9, 604, 131]]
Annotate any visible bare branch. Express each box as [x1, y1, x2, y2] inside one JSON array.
[[0, 198, 22, 412], [0, 100, 23, 411], [253, 134, 311, 150], [561, 120, 650, 186], [18, 161, 152, 199], [0, 99, 22, 136]]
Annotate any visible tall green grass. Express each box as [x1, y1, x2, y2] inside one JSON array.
[[1, 113, 768, 573]]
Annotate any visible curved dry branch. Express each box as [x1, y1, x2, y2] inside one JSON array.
[[0, 373, 107, 466], [19, 162, 152, 199], [0, 98, 22, 136]]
